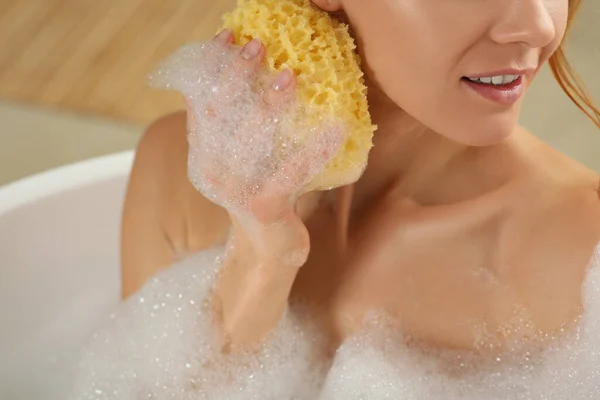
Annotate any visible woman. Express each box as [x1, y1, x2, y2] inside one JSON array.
[[120, 0, 600, 353]]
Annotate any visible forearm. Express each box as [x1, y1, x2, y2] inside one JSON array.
[[213, 212, 308, 348]]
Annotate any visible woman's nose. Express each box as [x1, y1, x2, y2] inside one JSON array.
[[489, 0, 558, 49]]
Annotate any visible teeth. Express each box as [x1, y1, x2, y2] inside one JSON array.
[[467, 75, 519, 85]]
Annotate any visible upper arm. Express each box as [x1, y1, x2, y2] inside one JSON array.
[[120, 112, 230, 299], [120, 114, 181, 298]]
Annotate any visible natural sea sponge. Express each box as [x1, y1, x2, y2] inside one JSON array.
[[219, 0, 376, 190]]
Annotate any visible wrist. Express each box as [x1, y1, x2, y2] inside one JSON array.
[[229, 210, 310, 268], [214, 213, 305, 347]]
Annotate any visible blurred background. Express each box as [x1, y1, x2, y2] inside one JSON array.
[[0, 0, 598, 185]]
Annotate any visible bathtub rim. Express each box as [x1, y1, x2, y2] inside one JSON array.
[[0, 150, 135, 216]]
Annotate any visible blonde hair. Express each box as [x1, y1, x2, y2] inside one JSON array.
[[549, 0, 600, 128]]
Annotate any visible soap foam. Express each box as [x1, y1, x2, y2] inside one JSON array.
[[69, 247, 600, 399], [69, 248, 328, 400], [320, 245, 600, 399], [149, 41, 344, 219]]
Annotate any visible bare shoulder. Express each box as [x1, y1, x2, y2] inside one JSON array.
[[517, 129, 600, 251], [507, 128, 600, 249], [500, 130, 600, 334], [121, 111, 230, 298]]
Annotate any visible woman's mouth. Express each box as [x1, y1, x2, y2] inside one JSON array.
[[461, 74, 524, 106]]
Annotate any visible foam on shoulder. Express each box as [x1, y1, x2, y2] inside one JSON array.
[[319, 245, 600, 399]]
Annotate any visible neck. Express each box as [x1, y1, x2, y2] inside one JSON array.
[[352, 82, 471, 209]]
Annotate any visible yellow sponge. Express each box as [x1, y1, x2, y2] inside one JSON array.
[[219, 0, 375, 191]]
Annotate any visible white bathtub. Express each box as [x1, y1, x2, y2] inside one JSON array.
[[0, 151, 134, 400]]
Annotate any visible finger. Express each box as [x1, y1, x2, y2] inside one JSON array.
[[212, 38, 266, 103], [236, 38, 267, 80], [240, 38, 266, 63], [213, 29, 234, 46]]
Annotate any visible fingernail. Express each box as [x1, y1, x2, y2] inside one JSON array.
[[273, 69, 292, 91], [241, 39, 262, 60], [214, 29, 231, 44]]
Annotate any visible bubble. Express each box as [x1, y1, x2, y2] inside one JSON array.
[[68, 248, 328, 400], [319, 245, 600, 399], [148, 41, 345, 221], [68, 245, 600, 399]]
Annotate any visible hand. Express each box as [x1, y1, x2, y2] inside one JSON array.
[[154, 29, 343, 264], [187, 29, 341, 220]]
